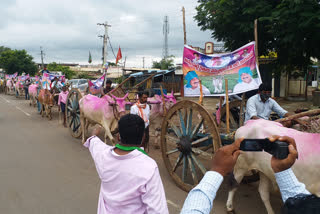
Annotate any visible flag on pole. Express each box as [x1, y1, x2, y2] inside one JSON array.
[[116, 46, 122, 65], [88, 51, 92, 64]]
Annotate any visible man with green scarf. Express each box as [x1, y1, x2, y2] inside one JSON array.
[[84, 114, 168, 214]]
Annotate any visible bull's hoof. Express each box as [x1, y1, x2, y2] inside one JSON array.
[[226, 205, 235, 213], [226, 206, 235, 214], [29, 102, 31, 106]]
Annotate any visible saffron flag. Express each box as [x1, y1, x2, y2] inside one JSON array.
[[182, 41, 262, 97], [116, 46, 122, 65]]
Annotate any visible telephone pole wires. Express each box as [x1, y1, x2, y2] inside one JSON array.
[[97, 21, 111, 66]]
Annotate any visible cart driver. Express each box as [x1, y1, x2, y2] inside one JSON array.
[[245, 83, 291, 126], [101, 79, 114, 96]]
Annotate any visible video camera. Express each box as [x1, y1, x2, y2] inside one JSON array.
[[240, 139, 289, 159]]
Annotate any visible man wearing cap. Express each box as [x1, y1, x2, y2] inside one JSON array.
[[184, 70, 211, 96], [233, 67, 260, 93]]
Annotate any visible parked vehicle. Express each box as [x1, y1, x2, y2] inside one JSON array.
[[68, 79, 88, 91]]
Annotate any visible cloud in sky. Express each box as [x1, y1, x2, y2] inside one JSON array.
[[0, 0, 217, 67]]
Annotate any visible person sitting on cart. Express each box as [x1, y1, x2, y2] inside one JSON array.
[[130, 91, 150, 151], [84, 114, 169, 214], [100, 79, 113, 96], [245, 83, 290, 125], [58, 86, 69, 127]]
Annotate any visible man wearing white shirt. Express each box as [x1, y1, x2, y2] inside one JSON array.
[[181, 136, 317, 214], [130, 91, 150, 150]]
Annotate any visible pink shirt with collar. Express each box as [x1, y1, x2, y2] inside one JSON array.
[[84, 136, 169, 214], [58, 91, 69, 105]]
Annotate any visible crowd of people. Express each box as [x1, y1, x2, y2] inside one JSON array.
[[3, 69, 319, 213]]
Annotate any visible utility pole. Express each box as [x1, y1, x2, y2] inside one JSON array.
[[123, 56, 127, 76], [163, 16, 169, 59], [97, 21, 111, 67], [40, 46, 44, 69], [142, 57, 145, 68], [182, 7, 187, 45]]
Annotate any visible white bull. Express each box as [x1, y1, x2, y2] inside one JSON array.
[[79, 93, 129, 145], [226, 119, 320, 214]]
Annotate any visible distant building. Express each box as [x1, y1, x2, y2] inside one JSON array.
[[189, 42, 225, 54]]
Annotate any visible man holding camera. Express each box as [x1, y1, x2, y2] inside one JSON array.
[[180, 136, 319, 214]]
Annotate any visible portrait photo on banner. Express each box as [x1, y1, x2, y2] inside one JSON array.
[[182, 41, 262, 97]]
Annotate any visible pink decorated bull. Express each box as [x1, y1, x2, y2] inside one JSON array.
[[79, 93, 130, 144], [28, 84, 38, 107], [226, 119, 320, 214], [6, 79, 14, 94], [15, 81, 24, 97], [148, 91, 177, 148]]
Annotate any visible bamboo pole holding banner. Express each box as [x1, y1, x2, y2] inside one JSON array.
[[198, 80, 203, 105], [225, 79, 230, 133], [254, 19, 259, 67], [160, 85, 167, 116]]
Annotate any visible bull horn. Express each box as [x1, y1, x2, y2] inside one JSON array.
[[110, 94, 117, 99], [171, 89, 174, 96]]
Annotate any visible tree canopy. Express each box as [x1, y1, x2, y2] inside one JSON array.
[[47, 62, 75, 79], [152, 56, 175, 70], [195, 0, 320, 71], [0, 47, 38, 75]]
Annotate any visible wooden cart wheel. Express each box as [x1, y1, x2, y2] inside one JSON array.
[[66, 88, 83, 138], [161, 100, 221, 192], [219, 99, 246, 132]]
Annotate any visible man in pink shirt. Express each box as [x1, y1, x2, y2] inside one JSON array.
[[84, 114, 169, 214], [58, 86, 68, 127]]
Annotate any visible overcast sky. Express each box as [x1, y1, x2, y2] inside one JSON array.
[[0, 0, 216, 67]]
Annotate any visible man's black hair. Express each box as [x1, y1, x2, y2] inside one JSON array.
[[282, 194, 320, 214], [118, 114, 145, 145], [138, 90, 149, 98], [106, 79, 112, 85], [258, 83, 272, 92]]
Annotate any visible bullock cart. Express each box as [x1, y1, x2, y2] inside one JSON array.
[[66, 74, 157, 138], [160, 93, 320, 192]]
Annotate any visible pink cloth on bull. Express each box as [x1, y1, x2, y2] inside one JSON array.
[[28, 84, 38, 97], [236, 119, 320, 162], [58, 91, 69, 105], [84, 136, 169, 214]]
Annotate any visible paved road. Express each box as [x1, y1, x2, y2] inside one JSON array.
[[0, 94, 282, 214]]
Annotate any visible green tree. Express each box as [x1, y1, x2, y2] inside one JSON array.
[[152, 56, 175, 70], [194, 0, 320, 71], [0, 46, 11, 55], [0, 49, 37, 75], [47, 62, 76, 79]]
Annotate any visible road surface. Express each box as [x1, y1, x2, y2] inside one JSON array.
[[0, 93, 282, 214]]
